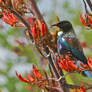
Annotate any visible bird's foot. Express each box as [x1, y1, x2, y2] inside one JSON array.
[[56, 76, 65, 82], [45, 53, 50, 58]]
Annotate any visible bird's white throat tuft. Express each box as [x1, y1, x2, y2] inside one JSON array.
[[58, 31, 63, 36]]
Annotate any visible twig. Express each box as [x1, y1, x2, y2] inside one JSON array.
[[10, 9, 33, 41], [47, 49, 69, 92], [50, 49, 70, 91], [28, 0, 44, 21], [86, 0, 92, 11], [45, 85, 62, 92], [28, 0, 52, 38]]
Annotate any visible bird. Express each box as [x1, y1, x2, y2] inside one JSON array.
[[51, 20, 92, 78]]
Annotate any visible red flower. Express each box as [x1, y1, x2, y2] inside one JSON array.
[[41, 22, 44, 37], [88, 15, 92, 25], [2, 11, 16, 26], [41, 21, 47, 37], [16, 72, 35, 83], [30, 23, 39, 41], [16, 65, 42, 83], [27, 17, 35, 24], [58, 56, 80, 72], [79, 61, 89, 70], [80, 13, 92, 29], [74, 88, 78, 92], [88, 57, 92, 68], [80, 85, 86, 92], [16, 72, 29, 83], [80, 42, 87, 48], [80, 14, 86, 26], [33, 65, 42, 79], [27, 74, 35, 82]]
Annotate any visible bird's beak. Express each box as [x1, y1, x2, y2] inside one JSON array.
[[50, 24, 58, 28], [50, 23, 63, 31], [50, 24, 59, 29]]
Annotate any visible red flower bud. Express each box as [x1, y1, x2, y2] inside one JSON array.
[[80, 14, 86, 26], [2, 11, 16, 26], [80, 85, 86, 92], [74, 88, 78, 92], [33, 65, 42, 79], [27, 74, 35, 82], [88, 15, 92, 25], [16, 72, 29, 83], [41, 22, 44, 37], [80, 42, 87, 48], [88, 57, 92, 68], [31, 23, 39, 41]]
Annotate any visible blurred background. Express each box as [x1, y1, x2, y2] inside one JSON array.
[[0, 0, 92, 92]]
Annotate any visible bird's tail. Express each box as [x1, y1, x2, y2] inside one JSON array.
[[76, 61, 92, 79], [84, 71, 92, 79]]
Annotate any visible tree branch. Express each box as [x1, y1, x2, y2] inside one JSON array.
[[26, 0, 70, 92], [8, 0, 70, 92], [28, 0, 44, 21]]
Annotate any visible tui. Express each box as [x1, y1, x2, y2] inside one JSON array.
[[51, 20, 92, 79]]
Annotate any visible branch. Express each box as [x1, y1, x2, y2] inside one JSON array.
[[86, 0, 92, 11], [27, 1, 70, 92], [28, 0, 44, 21], [28, 0, 52, 38], [10, 9, 33, 41], [1, 0, 70, 92], [45, 85, 62, 92]]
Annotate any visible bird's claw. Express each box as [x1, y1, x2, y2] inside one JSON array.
[[45, 53, 50, 58], [56, 76, 64, 82]]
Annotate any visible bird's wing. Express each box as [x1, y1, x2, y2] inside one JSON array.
[[60, 36, 87, 64], [64, 36, 83, 51]]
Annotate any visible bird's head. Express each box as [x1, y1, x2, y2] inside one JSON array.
[[51, 20, 73, 33]]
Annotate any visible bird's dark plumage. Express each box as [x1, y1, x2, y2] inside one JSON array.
[[52, 20, 92, 78], [51, 20, 72, 33], [52, 20, 87, 64]]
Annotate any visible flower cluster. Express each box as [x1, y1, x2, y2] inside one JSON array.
[[30, 20, 48, 41], [74, 85, 86, 92], [80, 14, 92, 29], [16, 65, 42, 83], [16, 64, 58, 92], [16, 64, 87, 92], [58, 56, 92, 72], [58, 56, 80, 72], [1, 11, 17, 26], [16, 65, 43, 90], [0, 1, 91, 92], [79, 57, 92, 69], [0, 0, 34, 28]]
